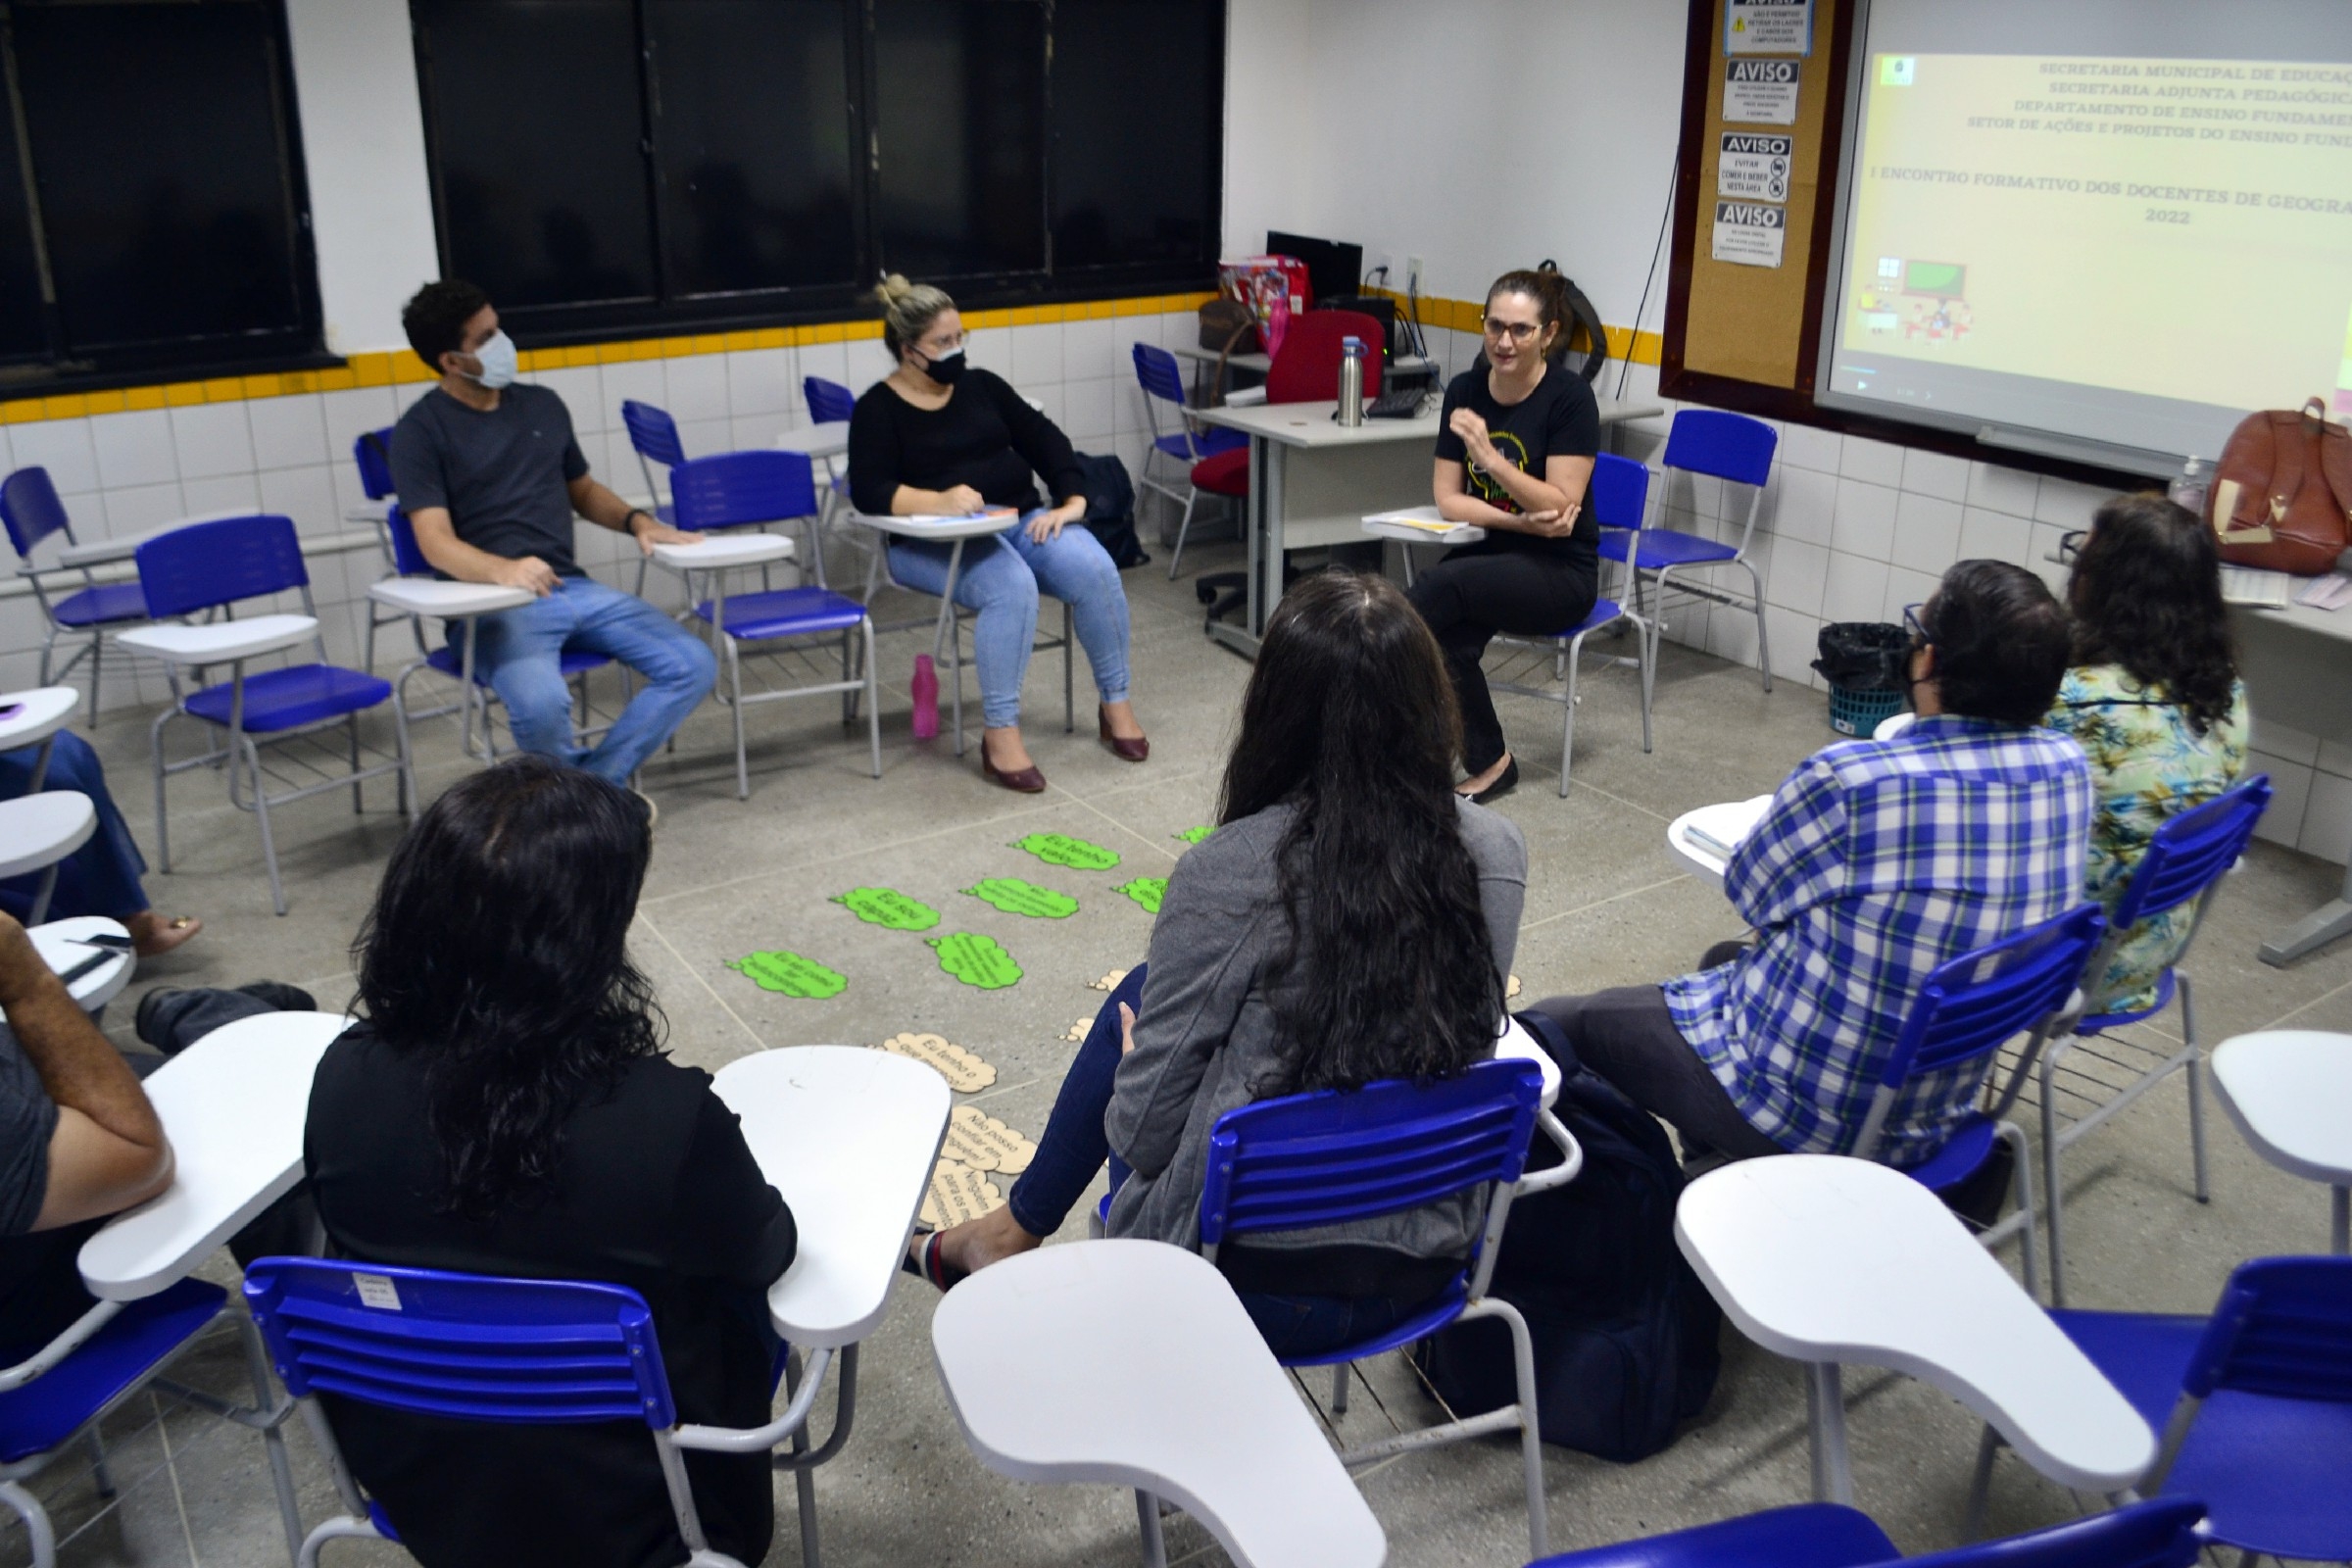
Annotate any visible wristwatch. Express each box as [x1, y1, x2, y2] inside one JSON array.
[[623, 508, 654, 534]]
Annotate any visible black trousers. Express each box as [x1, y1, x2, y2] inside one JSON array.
[[1406, 543, 1597, 774]]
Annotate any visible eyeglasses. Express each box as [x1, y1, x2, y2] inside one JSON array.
[[920, 331, 968, 355], [1902, 602, 1932, 645], [1480, 318, 1541, 344]]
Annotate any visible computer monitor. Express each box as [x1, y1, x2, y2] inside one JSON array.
[[1265, 230, 1362, 309]]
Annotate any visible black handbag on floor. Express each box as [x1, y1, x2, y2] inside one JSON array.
[[1074, 451, 1149, 569], [1412, 1008, 1722, 1462]]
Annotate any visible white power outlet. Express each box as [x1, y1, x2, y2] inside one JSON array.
[[1405, 256, 1425, 296]]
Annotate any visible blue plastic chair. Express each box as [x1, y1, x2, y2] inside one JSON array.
[[1853, 904, 2111, 1298], [1524, 1497, 2206, 1568], [378, 505, 621, 765], [126, 514, 415, 915], [804, 375, 856, 424], [1, 1280, 304, 1568], [350, 427, 414, 678], [244, 1257, 828, 1568], [1199, 1055, 1572, 1558], [1132, 343, 1246, 579], [1597, 409, 1779, 691], [1479, 451, 1657, 793], [667, 451, 881, 798], [2027, 1257, 2352, 1564], [2014, 777, 2274, 1305], [1, 466, 151, 716]]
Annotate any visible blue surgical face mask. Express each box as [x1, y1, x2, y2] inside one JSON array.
[[467, 329, 518, 390]]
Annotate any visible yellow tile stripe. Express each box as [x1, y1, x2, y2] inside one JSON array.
[[0, 287, 1663, 427]]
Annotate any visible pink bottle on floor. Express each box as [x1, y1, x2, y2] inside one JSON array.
[[911, 654, 940, 740]]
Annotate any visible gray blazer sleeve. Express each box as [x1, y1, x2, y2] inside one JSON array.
[[1103, 837, 1276, 1179], [1458, 801, 1529, 984]]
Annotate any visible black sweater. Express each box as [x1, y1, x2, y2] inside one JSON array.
[[304, 1028, 797, 1568], [848, 368, 1087, 515]]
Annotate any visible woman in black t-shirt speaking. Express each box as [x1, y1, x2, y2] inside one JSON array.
[[1409, 268, 1602, 803]]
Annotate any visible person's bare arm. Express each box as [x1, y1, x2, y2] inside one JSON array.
[[566, 474, 701, 556], [890, 482, 995, 517], [0, 915, 172, 1231], [407, 506, 559, 596], [1433, 456, 1589, 540]]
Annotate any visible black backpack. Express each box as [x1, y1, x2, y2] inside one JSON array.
[[1411, 1009, 1722, 1462], [1073, 451, 1149, 569]]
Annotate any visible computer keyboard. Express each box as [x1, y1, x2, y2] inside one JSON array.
[[1366, 387, 1431, 419]]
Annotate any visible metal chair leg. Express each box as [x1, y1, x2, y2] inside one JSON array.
[[248, 735, 289, 917], [1997, 1120, 2042, 1299], [1167, 488, 1198, 581], [1134, 1489, 1167, 1568], [861, 622, 882, 779], [1062, 601, 1074, 734], [2041, 1052, 2070, 1307], [84, 1429, 115, 1499], [1964, 1424, 2003, 1538], [1330, 1363, 1349, 1416], [1558, 632, 1583, 798], [1497, 1298, 1549, 1558], [2180, 974, 2211, 1202], [0, 1478, 55, 1568]]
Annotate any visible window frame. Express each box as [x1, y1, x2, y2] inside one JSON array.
[[411, 0, 1224, 348], [0, 0, 333, 396]]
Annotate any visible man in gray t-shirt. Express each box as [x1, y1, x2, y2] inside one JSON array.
[[0, 912, 172, 1352], [390, 279, 716, 789]]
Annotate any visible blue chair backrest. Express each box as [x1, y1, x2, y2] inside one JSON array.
[[619, 400, 687, 470], [135, 514, 308, 618], [384, 506, 432, 579], [243, 1257, 677, 1429], [804, 376, 855, 424], [0, 466, 73, 559], [2109, 775, 2272, 929], [1132, 343, 1188, 407], [2182, 1255, 2352, 1402], [1662, 409, 1778, 487], [1882, 904, 2106, 1087], [1588, 453, 1650, 531], [1200, 1057, 1543, 1250], [1899, 1498, 2206, 1568], [352, 428, 397, 502], [669, 450, 818, 533]]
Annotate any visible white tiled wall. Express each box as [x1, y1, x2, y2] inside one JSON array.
[[1595, 357, 2342, 863], [0, 305, 1209, 711]]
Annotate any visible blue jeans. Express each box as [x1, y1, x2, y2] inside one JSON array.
[[466, 577, 717, 785], [0, 731, 148, 920], [887, 514, 1130, 729], [1008, 966, 1429, 1362]]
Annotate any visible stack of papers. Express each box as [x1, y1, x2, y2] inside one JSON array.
[[1683, 796, 1774, 862], [2293, 574, 2352, 612], [2220, 566, 2293, 609]]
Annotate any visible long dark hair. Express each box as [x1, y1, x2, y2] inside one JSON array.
[[1219, 571, 1503, 1094], [354, 757, 662, 1220], [2068, 494, 2238, 734]]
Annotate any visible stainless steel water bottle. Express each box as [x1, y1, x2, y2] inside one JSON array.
[[1337, 336, 1365, 427]]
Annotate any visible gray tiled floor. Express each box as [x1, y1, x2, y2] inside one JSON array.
[[12, 532, 2352, 1568]]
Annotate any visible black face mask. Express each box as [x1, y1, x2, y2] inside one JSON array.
[[921, 346, 966, 384]]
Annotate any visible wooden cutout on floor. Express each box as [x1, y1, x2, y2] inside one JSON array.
[[921, 1158, 1004, 1228], [1114, 877, 1167, 914], [831, 887, 942, 931], [1508, 974, 1522, 999], [963, 878, 1080, 919], [878, 1032, 997, 1093], [725, 951, 847, 1000], [1059, 1016, 1094, 1044], [1010, 832, 1121, 871], [945, 1104, 1037, 1174], [1088, 968, 1130, 992], [928, 932, 1023, 990]]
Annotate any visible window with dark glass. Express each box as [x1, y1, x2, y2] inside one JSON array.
[[0, 0, 323, 385], [410, 0, 1221, 341]]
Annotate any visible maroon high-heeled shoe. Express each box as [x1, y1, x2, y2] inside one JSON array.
[[981, 736, 1047, 793], [1099, 709, 1149, 762]]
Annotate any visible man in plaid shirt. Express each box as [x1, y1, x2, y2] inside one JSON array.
[[1530, 561, 2091, 1168]]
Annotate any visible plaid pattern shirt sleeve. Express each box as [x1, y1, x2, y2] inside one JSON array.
[[1664, 717, 2093, 1166]]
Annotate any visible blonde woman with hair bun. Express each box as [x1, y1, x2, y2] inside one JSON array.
[[848, 274, 1147, 792]]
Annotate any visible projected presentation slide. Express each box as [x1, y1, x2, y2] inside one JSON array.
[[1822, 4, 2352, 464]]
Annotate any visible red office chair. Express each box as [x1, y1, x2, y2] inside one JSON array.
[[1188, 309, 1388, 498]]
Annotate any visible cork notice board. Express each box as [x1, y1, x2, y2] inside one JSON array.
[[1669, 0, 1851, 396]]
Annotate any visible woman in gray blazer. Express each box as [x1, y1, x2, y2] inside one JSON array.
[[910, 571, 1529, 1357]]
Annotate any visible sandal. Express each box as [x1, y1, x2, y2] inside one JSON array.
[[900, 1230, 969, 1292]]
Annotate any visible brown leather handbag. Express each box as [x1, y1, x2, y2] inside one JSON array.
[[2206, 398, 2352, 573]]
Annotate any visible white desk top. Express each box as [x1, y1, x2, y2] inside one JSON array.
[[0, 792, 96, 880], [711, 1046, 951, 1348], [1169, 342, 1435, 380], [0, 687, 79, 754], [773, 421, 852, 460], [79, 1010, 348, 1301], [651, 534, 796, 570], [1362, 507, 1486, 548], [1494, 1015, 1559, 1109], [1667, 795, 1773, 887], [366, 579, 535, 618], [2211, 1030, 2352, 1184], [932, 1239, 1386, 1568], [1677, 1154, 2153, 1494], [1201, 394, 1669, 450], [851, 509, 1020, 542], [30, 916, 133, 1011], [116, 613, 318, 666]]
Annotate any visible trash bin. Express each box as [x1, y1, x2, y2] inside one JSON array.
[[1811, 622, 1910, 737]]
